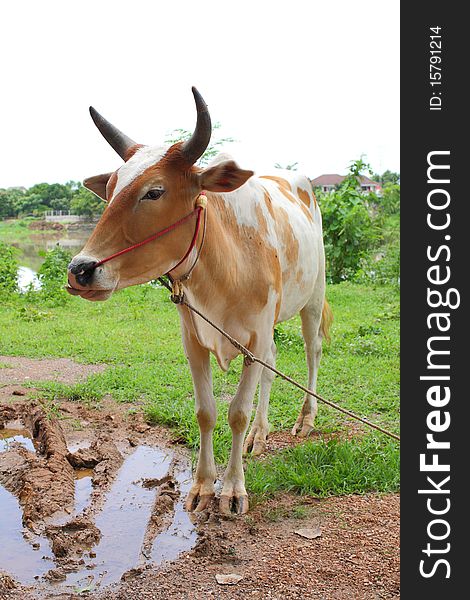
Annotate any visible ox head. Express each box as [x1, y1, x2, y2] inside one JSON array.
[[67, 88, 253, 301]]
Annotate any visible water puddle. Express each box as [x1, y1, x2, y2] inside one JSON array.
[[64, 445, 195, 589], [0, 422, 35, 453], [74, 468, 94, 515], [67, 440, 91, 454], [15, 224, 93, 287], [151, 464, 198, 564], [0, 426, 53, 583], [0, 485, 55, 583], [0, 417, 197, 591]]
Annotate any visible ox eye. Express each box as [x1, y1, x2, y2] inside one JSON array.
[[142, 187, 164, 201]]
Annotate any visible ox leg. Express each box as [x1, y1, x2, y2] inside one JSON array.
[[220, 353, 267, 515], [181, 328, 217, 513], [292, 295, 324, 438], [243, 339, 276, 456]]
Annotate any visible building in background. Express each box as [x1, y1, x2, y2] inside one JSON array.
[[311, 174, 382, 195]]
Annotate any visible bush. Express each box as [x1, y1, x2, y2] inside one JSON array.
[[355, 208, 400, 287], [0, 243, 18, 293], [319, 161, 378, 283], [36, 245, 72, 305], [378, 183, 400, 216], [356, 239, 400, 287]]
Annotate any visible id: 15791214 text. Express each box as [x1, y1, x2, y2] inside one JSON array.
[[429, 26, 443, 111]]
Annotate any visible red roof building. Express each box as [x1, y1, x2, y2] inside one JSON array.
[[311, 174, 382, 195]]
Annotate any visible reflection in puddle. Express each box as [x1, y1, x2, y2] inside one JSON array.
[[0, 485, 55, 583], [65, 445, 196, 589], [151, 466, 197, 564], [74, 468, 93, 515], [0, 427, 54, 583], [67, 440, 91, 454], [0, 424, 35, 453]]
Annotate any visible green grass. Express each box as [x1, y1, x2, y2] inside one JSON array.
[[0, 218, 57, 242], [0, 280, 400, 496], [246, 436, 399, 499]]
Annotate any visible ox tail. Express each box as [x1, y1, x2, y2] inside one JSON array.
[[320, 299, 333, 344]]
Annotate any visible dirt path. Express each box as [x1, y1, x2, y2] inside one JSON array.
[[0, 357, 400, 599], [0, 355, 105, 403], [96, 493, 400, 600]]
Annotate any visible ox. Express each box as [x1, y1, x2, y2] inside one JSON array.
[[67, 88, 332, 515]]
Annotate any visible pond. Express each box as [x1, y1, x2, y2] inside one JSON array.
[[12, 224, 94, 291]]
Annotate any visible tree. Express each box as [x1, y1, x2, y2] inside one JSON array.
[[70, 185, 105, 218], [0, 187, 28, 218], [274, 162, 298, 171], [0, 189, 18, 219], [373, 170, 400, 185], [0, 181, 104, 220], [165, 122, 235, 167], [348, 157, 373, 181], [27, 182, 73, 207], [16, 193, 48, 216]]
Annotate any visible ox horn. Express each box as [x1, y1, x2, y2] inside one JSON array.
[[89, 106, 137, 161], [180, 87, 212, 166]]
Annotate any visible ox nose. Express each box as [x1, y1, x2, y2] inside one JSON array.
[[67, 257, 98, 288]]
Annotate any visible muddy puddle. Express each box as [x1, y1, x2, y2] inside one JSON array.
[[74, 468, 94, 516], [0, 484, 55, 583], [0, 421, 35, 453], [0, 403, 197, 592]]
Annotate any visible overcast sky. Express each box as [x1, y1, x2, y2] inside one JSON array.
[[1, 0, 399, 189]]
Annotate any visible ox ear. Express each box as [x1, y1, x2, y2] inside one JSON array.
[[83, 172, 113, 201], [198, 160, 254, 193]]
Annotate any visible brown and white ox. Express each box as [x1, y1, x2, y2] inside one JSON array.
[[67, 88, 332, 515]]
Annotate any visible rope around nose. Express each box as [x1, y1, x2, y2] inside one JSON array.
[[157, 277, 400, 443], [93, 207, 203, 268]]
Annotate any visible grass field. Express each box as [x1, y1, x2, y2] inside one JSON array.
[[0, 280, 400, 498], [0, 218, 54, 242]]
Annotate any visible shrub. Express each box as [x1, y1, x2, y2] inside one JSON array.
[[36, 245, 72, 305], [319, 160, 378, 283], [356, 239, 400, 287], [0, 243, 18, 293], [379, 183, 400, 216], [355, 210, 400, 287]]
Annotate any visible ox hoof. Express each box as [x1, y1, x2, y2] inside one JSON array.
[[243, 425, 268, 456], [219, 494, 249, 516], [291, 417, 315, 438], [185, 491, 215, 513]]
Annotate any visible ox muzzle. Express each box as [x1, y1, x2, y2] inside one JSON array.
[[67, 255, 115, 301]]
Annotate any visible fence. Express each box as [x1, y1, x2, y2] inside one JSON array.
[[44, 211, 85, 223]]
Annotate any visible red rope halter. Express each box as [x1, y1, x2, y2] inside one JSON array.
[[93, 195, 206, 277]]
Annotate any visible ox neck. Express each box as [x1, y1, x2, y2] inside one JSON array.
[[170, 193, 234, 305]]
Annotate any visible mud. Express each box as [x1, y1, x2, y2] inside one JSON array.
[[0, 401, 196, 593], [0, 404, 75, 526], [0, 357, 399, 599]]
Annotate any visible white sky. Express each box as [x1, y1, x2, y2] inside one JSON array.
[[0, 0, 399, 189]]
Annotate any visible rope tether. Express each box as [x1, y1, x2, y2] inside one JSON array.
[[157, 276, 400, 443]]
